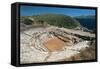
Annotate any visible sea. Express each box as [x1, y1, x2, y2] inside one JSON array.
[[76, 18, 96, 30]]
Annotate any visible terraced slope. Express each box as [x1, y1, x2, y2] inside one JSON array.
[[20, 26, 95, 64]]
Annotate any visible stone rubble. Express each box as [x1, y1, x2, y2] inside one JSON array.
[[20, 27, 91, 64]]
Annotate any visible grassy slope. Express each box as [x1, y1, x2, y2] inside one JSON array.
[[21, 14, 81, 29]]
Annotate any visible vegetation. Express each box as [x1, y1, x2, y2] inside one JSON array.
[[21, 18, 33, 25], [21, 14, 81, 29], [63, 46, 95, 61]]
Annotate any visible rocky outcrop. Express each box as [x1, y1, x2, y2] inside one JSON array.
[[20, 26, 95, 64], [48, 26, 95, 40]]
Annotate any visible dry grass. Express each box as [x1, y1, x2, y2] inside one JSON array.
[[63, 46, 95, 61]]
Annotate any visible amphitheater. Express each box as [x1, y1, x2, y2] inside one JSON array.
[[20, 26, 95, 64]]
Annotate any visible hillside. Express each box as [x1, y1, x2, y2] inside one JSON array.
[[74, 15, 96, 30], [75, 15, 95, 19], [20, 14, 96, 64], [21, 14, 81, 29], [20, 26, 95, 63]]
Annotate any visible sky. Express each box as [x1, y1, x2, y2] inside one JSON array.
[[20, 5, 96, 17]]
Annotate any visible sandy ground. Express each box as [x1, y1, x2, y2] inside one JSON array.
[[44, 37, 65, 52]]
